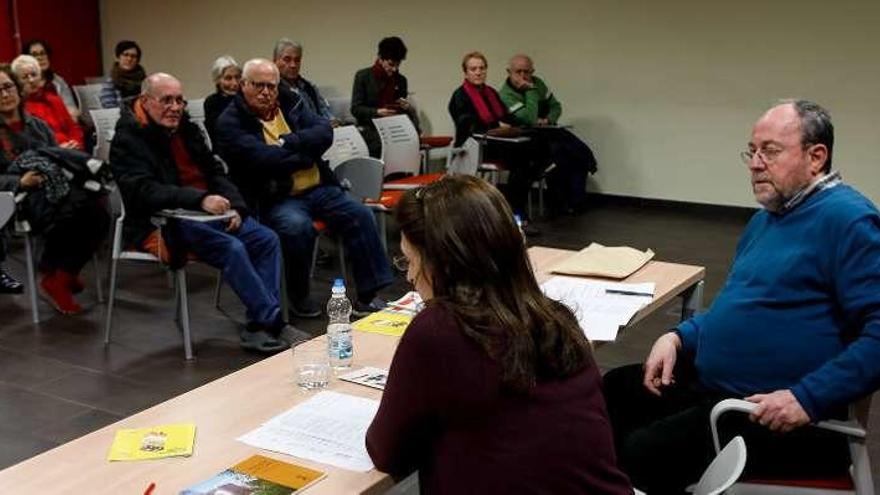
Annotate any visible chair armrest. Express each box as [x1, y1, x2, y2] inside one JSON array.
[[472, 133, 531, 144], [154, 209, 235, 223], [710, 398, 866, 454]]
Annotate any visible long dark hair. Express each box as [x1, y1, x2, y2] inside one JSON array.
[[396, 175, 592, 392], [21, 39, 55, 83]]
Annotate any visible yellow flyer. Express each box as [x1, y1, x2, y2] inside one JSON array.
[[107, 423, 196, 461], [352, 310, 412, 337]]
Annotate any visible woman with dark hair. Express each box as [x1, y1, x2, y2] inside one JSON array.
[[22, 39, 78, 118], [203, 55, 241, 142], [0, 64, 109, 313], [11, 55, 84, 150], [448, 51, 547, 233], [366, 175, 632, 494], [351, 36, 419, 157], [100, 40, 146, 108]]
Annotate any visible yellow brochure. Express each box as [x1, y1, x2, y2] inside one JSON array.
[[107, 423, 196, 461], [352, 310, 412, 337]]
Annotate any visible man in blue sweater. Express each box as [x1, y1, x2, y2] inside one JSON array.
[[604, 100, 880, 494]]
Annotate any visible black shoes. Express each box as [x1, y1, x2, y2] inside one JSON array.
[[289, 297, 323, 319], [0, 268, 23, 294]]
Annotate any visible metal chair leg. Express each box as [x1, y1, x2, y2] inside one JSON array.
[[309, 236, 320, 278], [212, 270, 223, 309], [103, 256, 120, 344], [175, 270, 194, 360], [338, 238, 347, 285], [92, 254, 104, 303], [24, 233, 39, 324]]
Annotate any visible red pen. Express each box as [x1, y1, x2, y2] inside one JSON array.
[[144, 482, 156, 495]]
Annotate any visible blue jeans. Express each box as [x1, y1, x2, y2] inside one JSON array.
[[265, 185, 392, 301], [172, 216, 283, 329]]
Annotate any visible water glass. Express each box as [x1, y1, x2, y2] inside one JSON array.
[[292, 344, 330, 391]]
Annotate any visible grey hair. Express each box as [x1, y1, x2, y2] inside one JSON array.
[[242, 58, 279, 81], [272, 38, 302, 60], [778, 99, 834, 172], [507, 53, 533, 69], [211, 55, 239, 83], [10, 54, 41, 76]]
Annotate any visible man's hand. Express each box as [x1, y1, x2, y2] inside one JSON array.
[[643, 331, 681, 396], [330, 118, 342, 128], [376, 108, 397, 117], [745, 390, 810, 433], [536, 118, 550, 126], [397, 98, 411, 110], [201, 194, 230, 215], [60, 140, 79, 149], [225, 210, 242, 232], [19, 171, 44, 189]]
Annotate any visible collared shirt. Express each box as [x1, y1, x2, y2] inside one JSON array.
[[781, 170, 842, 213]]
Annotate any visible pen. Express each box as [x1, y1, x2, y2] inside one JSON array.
[[605, 289, 653, 297], [144, 482, 156, 495]]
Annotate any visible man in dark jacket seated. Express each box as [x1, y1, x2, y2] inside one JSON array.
[[110, 72, 308, 353], [215, 59, 392, 318]]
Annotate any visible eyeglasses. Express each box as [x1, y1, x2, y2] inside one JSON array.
[[247, 80, 278, 93], [150, 95, 187, 108], [0, 83, 17, 95], [392, 255, 410, 272], [30, 50, 47, 58], [740, 146, 786, 166]]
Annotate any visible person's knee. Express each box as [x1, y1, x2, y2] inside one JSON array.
[[603, 364, 644, 400], [270, 214, 315, 241]]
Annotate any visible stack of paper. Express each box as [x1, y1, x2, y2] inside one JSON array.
[[238, 391, 379, 472], [541, 276, 655, 341], [107, 423, 196, 461], [551, 242, 654, 279]]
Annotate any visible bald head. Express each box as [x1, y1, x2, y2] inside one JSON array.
[[140, 72, 185, 130], [508, 54, 533, 69], [506, 54, 535, 90]]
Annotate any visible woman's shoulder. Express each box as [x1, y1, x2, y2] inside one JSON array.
[[404, 303, 468, 346]]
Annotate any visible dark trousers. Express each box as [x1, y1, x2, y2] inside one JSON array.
[[40, 195, 109, 274], [603, 362, 851, 495], [536, 128, 596, 213], [167, 216, 284, 329], [264, 185, 392, 302], [483, 139, 547, 218]]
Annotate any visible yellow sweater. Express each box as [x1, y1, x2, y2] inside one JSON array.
[[261, 109, 320, 195]]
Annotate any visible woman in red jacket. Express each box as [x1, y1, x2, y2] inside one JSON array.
[[366, 175, 633, 494], [11, 55, 84, 150]]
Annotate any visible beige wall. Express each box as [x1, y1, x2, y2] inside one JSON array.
[[100, 0, 880, 207]]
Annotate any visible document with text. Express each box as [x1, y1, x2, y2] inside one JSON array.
[[238, 391, 379, 472], [540, 276, 656, 341]]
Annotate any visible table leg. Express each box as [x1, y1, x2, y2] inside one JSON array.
[[680, 280, 704, 321]]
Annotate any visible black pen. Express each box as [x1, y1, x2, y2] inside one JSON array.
[[605, 289, 653, 297]]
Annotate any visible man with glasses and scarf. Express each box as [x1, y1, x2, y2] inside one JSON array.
[[110, 72, 306, 354], [603, 100, 880, 493], [216, 59, 392, 319]]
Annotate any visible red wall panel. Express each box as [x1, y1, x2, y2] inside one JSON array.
[[5, 0, 102, 86]]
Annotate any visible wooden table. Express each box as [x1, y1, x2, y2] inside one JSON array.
[[0, 247, 705, 494]]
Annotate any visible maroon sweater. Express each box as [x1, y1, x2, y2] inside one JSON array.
[[366, 304, 633, 494]]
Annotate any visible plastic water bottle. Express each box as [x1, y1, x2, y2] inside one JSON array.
[[326, 278, 354, 369]]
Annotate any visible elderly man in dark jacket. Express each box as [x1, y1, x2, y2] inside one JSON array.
[[216, 58, 392, 318], [110, 72, 307, 353]]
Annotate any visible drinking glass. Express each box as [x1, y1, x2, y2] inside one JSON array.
[[292, 343, 330, 391]]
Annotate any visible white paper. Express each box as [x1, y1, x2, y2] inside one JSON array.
[[338, 367, 388, 390], [540, 276, 656, 341], [238, 391, 379, 472]]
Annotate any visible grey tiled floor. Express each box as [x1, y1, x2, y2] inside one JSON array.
[[0, 200, 876, 486]]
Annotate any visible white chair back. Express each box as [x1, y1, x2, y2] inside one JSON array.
[[372, 115, 420, 178], [334, 157, 384, 202], [90, 108, 121, 162], [327, 96, 354, 124], [693, 436, 747, 495], [84, 76, 109, 85], [74, 84, 104, 112], [446, 137, 481, 176], [187, 98, 206, 124], [322, 125, 370, 169], [0, 191, 14, 227]]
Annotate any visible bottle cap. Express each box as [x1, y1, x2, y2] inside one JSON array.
[[332, 278, 345, 293]]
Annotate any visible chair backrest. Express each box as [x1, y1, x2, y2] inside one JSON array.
[[372, 114, 420, 178], [90, 108, 121, 162], [84, 76, 109, 85], [74, 84, 105, 127], [326, 96, 354, 124], [187, 98, 206, 124], [334, 157, 384, 203], [0, 191, 14, 226], [446, 137, 482, 176], [693, 436, 747, 495], [322, 125, 370, 169]]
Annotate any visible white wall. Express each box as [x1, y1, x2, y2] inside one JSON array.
[[100, 0, 880, 207]]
